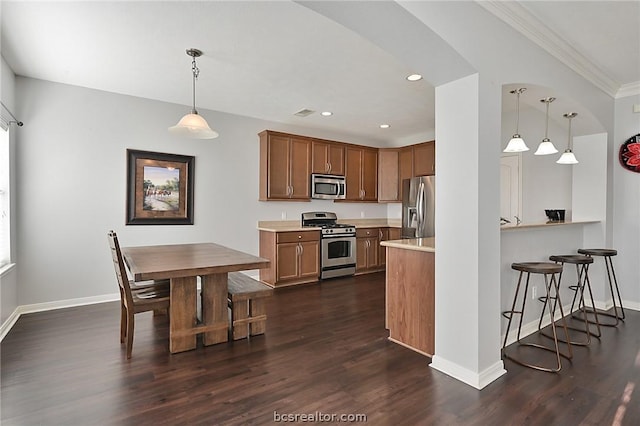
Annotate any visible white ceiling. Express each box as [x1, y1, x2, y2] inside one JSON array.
[[2, 1, 638, 144]]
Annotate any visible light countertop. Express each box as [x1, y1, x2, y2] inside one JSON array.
[[500, 220, 600, 231], [258, 218, 401, 232], [381, 237, 435, 253]]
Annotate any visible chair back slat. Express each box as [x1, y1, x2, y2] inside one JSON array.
[[107, 230, 135, 308]]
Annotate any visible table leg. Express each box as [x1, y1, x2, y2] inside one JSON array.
[[201, 273, 229, 345], [169, 276, 198, 353]]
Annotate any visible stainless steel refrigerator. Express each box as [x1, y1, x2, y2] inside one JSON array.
[[401, 176, 435, 238]]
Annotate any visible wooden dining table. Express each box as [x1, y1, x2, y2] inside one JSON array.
[[121, 242, 270, 353]]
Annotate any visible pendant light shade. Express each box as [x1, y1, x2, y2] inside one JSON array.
[[557, 151, 578, 164], [169, 113, 219, 139], [534, 97, 559, 155], [504, 136, 528, 152], [557, 112, 578, 164], [169, 48, 218, 139], [504, 88, 529, 153]]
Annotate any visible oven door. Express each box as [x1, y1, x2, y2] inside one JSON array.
[[321, 235, 356, 269]]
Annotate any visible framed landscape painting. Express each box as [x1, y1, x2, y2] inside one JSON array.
[[126, 149, 195, 225]]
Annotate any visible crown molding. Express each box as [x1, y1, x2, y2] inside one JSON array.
[[616, 81, 640, 99], [477, 1, 620, 98]]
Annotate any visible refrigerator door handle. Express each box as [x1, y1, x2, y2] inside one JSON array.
[[416, 181, 424, 236]]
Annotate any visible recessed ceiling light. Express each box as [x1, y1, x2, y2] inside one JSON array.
[[321, 111, 333, 116], [406, 74, 423, 81], [380, 124, 391, 129]]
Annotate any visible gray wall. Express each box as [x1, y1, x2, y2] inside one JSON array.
[[14, 77, 389, 306], [613, 94, 640, 305]]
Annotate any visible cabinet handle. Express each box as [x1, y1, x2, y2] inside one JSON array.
[[379, 230, 383, 239], [290, 186, 294, 197], [298, 235, 302, 239], [299, 243, 304, 255], [328, 162, 332, 173]]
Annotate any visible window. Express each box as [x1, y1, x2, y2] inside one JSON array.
[[0, 127, 10, 267]]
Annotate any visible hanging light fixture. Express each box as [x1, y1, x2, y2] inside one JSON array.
[[503, 87, 529, 153], [557, 112, 579, 164], [534, 97, 559, 155], [169, 48, 218, 139]]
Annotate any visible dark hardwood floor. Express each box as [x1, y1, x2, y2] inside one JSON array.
[[2, 272, 639, 425]]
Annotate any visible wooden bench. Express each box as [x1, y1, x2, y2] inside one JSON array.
[[227, 272, 273, 340]]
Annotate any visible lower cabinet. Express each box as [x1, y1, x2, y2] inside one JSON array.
[[259, 230, 320, 287], [260, 227, 401, 285], [356, 228, 383, 273]]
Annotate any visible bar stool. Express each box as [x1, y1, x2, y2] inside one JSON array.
[[538, 255, 601, 345], [577, 248, 625, 326], [502, 262, 573, 373]]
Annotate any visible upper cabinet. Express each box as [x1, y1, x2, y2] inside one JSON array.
[[378, 142, 435, 202], [312, 140, 345, 175], [413, 141, 435, 176], [399, 146, 414, 182], [259, 129, 432, 203], [259, 130, 312, 201], [345, 146, 378, 201], [378, 149, 400, 202]]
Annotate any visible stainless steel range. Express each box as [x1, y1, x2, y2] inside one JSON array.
[[301, 212, 356, 279]]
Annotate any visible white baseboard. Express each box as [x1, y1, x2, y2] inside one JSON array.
[[0, 293, 119, 341], [430, 356, 506, 390], [0, 307, 21, 341]]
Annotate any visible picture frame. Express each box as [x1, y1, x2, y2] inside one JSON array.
[[126, 149, 195, 225]]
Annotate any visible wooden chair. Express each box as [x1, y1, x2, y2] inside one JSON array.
[[107, 230, 170, 358], [227, 272, 273, 340]]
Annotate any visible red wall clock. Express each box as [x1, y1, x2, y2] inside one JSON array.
[[619, 133, 640, 173]]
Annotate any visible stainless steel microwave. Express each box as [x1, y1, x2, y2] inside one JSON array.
[[311, 174, 346, 200]]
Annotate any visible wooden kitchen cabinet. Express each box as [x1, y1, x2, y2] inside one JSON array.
[[356, 228, 381, 273], [380, 227, 401, 266], [312, 140, 344, 175], [414, 141, 435, 176], [399, 146, 414, 187], [378, 149, 400, 202], [378, 143, 429, 202], [259, 230, 320, 287], [378, 228, 389, 267], [276, 240, 319, 282], [259, 130, 312, 200], [388, 227, 402, 240], [345, 146, 378, 201]]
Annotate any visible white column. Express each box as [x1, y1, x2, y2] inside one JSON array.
[[430, 73, 505, 389]]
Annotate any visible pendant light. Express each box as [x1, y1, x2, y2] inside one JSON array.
[[503, 88, 529, 152], [169, 48, 219, 139], [557, 112, 578, 164], [534, 97, 559, 155]]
